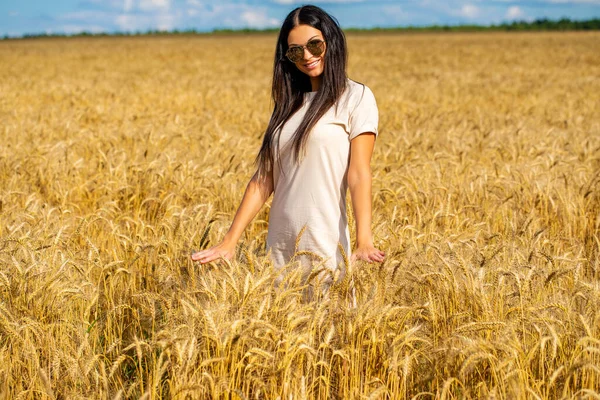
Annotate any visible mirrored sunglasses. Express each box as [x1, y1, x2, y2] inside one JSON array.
[[285, 39, 326, 63]]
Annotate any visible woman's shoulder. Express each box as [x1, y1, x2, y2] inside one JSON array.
[[342, 78, 377, 109], [345, 78, 375, 99], [348, 76, 375, 90]]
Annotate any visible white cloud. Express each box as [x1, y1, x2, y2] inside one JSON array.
[[241, 10, 279, 28], [383, 5, 403, 15], [459, 4, 479, 18], [156, 13, 176, 30], [138, 0, 171, 11], [115, 12, 176, 31], [120, 0, 174, 13], [506, 6, 524, 19], [52, 9, 115, 34], [547, 0, 600, 3], [114, 2, 279, 32], [273, 0, 365, 3], [8, 11, 19, 17], [123, 0, 134, 12], [58, 10, 111, 21], [115, 14, 134, 29]]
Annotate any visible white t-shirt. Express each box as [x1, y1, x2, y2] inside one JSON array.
[[266, 78, 379, 272]]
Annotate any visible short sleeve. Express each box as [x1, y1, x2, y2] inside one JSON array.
[[348, 85, 379, 141]]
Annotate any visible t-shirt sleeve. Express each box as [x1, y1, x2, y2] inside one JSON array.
[[348, 85, 379, 141]]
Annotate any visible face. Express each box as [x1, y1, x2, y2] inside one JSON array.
[[287, 24, 326, 80]]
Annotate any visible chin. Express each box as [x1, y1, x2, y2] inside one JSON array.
[[301, 65, 325, 78], [304, 69, 324, 78]]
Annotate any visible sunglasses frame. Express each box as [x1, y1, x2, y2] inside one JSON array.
[[285, 39, 326, 63]]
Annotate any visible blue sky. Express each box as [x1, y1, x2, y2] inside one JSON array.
[[1, 0, 599, 37]]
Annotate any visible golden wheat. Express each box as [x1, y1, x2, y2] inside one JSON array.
[[0, 31, 599, 399]]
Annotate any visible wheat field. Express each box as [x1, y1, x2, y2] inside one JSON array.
[[0, 31, 599, 399]]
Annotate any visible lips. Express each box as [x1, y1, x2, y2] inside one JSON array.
[[304, 59, 320, 70]]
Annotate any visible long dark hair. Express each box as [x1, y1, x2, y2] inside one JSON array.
[[255, 5, 348, 178]]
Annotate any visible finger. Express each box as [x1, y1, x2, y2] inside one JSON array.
[[371, 253, 384, 262], [191, 249, 212, 261], [216, 251, 236, 263], [200, 252, 222, 264], [191, 247, 213, 259], [193, 248, 217, 262]]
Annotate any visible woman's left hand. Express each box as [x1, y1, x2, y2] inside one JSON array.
[[352, 244, 385, 263]]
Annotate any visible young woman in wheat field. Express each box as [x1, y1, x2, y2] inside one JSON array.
[[191, 5, 384, 275]]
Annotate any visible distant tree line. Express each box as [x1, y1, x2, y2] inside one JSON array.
[[351, 17, 600, 32], [4, 17, 600, 40]]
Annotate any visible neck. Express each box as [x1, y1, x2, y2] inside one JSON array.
[[310, 76, 322, 92]]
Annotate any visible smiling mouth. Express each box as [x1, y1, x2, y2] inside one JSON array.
[[304, 59, 320, 69]]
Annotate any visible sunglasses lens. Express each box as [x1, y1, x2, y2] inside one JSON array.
[[307, 40, 324, 56], [285, 40, 325, 62], [286, 47, 303, 62]]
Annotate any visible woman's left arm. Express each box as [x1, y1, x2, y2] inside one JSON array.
[[348, 132, 385, 263]]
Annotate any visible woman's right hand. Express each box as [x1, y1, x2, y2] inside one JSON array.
[[191, 170, 272, 265], [191, 240, 236, 264]]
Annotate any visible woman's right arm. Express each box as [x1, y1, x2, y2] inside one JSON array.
[[191, 169, 274, 263]]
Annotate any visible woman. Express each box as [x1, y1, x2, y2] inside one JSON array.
[[191, 5, 385, 272]]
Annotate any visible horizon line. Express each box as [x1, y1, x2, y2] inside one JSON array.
[[3, 17, 599, 40]]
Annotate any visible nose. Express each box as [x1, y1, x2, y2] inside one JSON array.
[[302, 47, 312, 60]]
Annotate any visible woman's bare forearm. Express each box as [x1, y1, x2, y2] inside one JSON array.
[[348, 169, 373, 247], [348, 133, 376, 247], [192, 170, 273, 263], [223, 170, 274, 245]]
